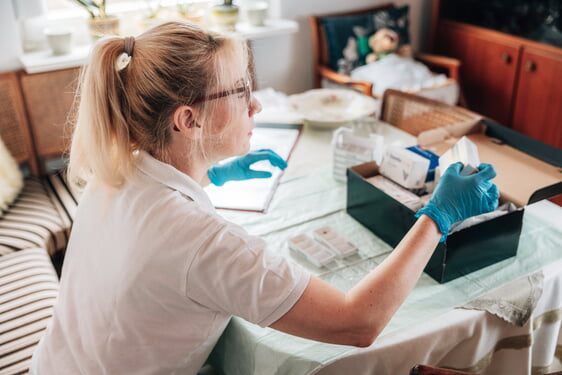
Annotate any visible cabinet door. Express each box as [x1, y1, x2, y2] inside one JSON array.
[[512, 47, 562, 149], [436, 22, 520, 125]]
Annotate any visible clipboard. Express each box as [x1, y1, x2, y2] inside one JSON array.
[[204, 122, 303, 213]]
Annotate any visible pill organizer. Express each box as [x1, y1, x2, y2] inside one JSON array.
[[332, 127, 384, 183], [313, 226, 358, 258], [288, 234, 335, 267]]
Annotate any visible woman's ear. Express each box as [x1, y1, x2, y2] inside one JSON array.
[[172, 106, 201, 135]]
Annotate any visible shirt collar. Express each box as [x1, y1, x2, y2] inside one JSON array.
[[136, 151, 215, 212]]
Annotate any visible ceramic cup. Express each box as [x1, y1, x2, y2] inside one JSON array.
[[244, 1, 268, 27], [44, 26, 73, 55]]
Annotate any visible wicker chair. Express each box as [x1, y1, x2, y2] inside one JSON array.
[[0, 71, 74, 257], [379, 89, 481, 136]]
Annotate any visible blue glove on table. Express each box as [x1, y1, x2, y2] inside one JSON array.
[[208, 149, 288, 186], [415, 162, 499, 242]]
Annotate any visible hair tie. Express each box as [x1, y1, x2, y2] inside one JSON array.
[[124, 36, 135, 56], [115, 36, 135, 72]]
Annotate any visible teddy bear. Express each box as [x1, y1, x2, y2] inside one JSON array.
[[365, 28, 411, 64]]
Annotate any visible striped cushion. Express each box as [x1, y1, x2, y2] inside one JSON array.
[[44, 172, 80, 221], [0, 248, 58, 375], [0, 178, 71, 256]]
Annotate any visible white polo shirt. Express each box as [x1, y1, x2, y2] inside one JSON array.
[[32, 152, 310, 374]]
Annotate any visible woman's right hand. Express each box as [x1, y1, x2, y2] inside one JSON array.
[[415, 162, 499, 242]]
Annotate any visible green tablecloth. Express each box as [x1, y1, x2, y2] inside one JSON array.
[[208, 165, 562, 375]]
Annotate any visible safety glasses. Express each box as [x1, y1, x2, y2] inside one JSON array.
[[190, 78, 251, 108]]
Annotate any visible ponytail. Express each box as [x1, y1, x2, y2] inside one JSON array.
[[68, 37, 135, 189]]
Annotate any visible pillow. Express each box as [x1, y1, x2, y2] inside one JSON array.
[[320, 5, 410, 74], [0, 136, 24, 214], [350, 54, 449, 96]]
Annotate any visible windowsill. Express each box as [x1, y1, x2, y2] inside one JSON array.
[[20, 19, 298, 74]]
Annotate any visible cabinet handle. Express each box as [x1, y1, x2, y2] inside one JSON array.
[[500, 53, 512, 64], [524, 60, 536, 72]]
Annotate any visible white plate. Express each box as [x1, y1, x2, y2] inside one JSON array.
[[288, 89, 378, 128]]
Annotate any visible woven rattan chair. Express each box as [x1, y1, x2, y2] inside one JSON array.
[[0, 71, 74, 256], [309, 4, 461, 100], [380, 89, 481, 136], [0, 71, 39, 175], [18, 67, 79, 176]]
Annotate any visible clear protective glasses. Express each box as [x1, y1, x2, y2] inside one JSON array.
[[190, 78, 252, 109]]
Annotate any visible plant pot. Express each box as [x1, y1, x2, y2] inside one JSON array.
[[88, 15, 120, 40], [210, 4, 239, 32]]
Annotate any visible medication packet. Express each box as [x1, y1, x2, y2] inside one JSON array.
[[366, 175, 424, 211], [288, 234, 335, 267], [379, 146, 430, 189], [313, 226, 358, 258]]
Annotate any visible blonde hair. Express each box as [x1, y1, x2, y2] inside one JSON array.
[[68, 21, 250, 189]]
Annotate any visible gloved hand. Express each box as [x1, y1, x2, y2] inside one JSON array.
[[208, 149, 288, 186], [415, 162, 499, 242]]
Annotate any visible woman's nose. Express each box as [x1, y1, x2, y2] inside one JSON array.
[[249, 95, 262, 116]]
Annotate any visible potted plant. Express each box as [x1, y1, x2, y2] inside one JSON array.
[[69, 0, 120, 39], [176, 1, 204, 24], [210, 0, 239, 32]]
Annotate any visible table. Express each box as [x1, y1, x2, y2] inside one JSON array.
[[208, 124, 562, 375]]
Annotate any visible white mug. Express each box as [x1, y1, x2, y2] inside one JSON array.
[[245, 1, 268, 27], [44, 27, 73, 55]]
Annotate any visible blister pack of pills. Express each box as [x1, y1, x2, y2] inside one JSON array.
[[313, 226, 358, 258], [288, 234, 336, 268]]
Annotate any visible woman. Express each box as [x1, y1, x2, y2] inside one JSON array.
[[31, 21, 498, 374]]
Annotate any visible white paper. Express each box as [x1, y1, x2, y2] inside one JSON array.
[[204, 124, 301, 212]]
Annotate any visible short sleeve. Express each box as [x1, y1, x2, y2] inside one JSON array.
[[185, 219, 310, 327]]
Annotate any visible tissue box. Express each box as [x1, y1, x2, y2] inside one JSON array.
[[379, 146, 430, 189], [347, 119, 562, 283]]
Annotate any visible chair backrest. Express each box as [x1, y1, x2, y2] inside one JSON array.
[[19, 67, 80, 175], [309, 4, 410, 85], [380, 89, 481, 136], [0, 72, 39, 175]]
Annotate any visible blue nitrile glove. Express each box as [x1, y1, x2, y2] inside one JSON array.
[[208, 149, 288, 186], [415, 162, 499, 242]]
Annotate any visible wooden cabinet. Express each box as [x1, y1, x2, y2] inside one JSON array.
[[433, 20, 562, 150], [512, 46, 562, 146]]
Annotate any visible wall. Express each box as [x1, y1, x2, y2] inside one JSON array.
[[0, 1, 25, 71], [0, 0, 433, 94], [252, 0, 433, 94]]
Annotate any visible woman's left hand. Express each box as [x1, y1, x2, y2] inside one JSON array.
[[207, 149, 288, 186]]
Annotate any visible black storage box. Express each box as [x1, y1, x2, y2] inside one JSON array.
[[346, 119, 562, 283]]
